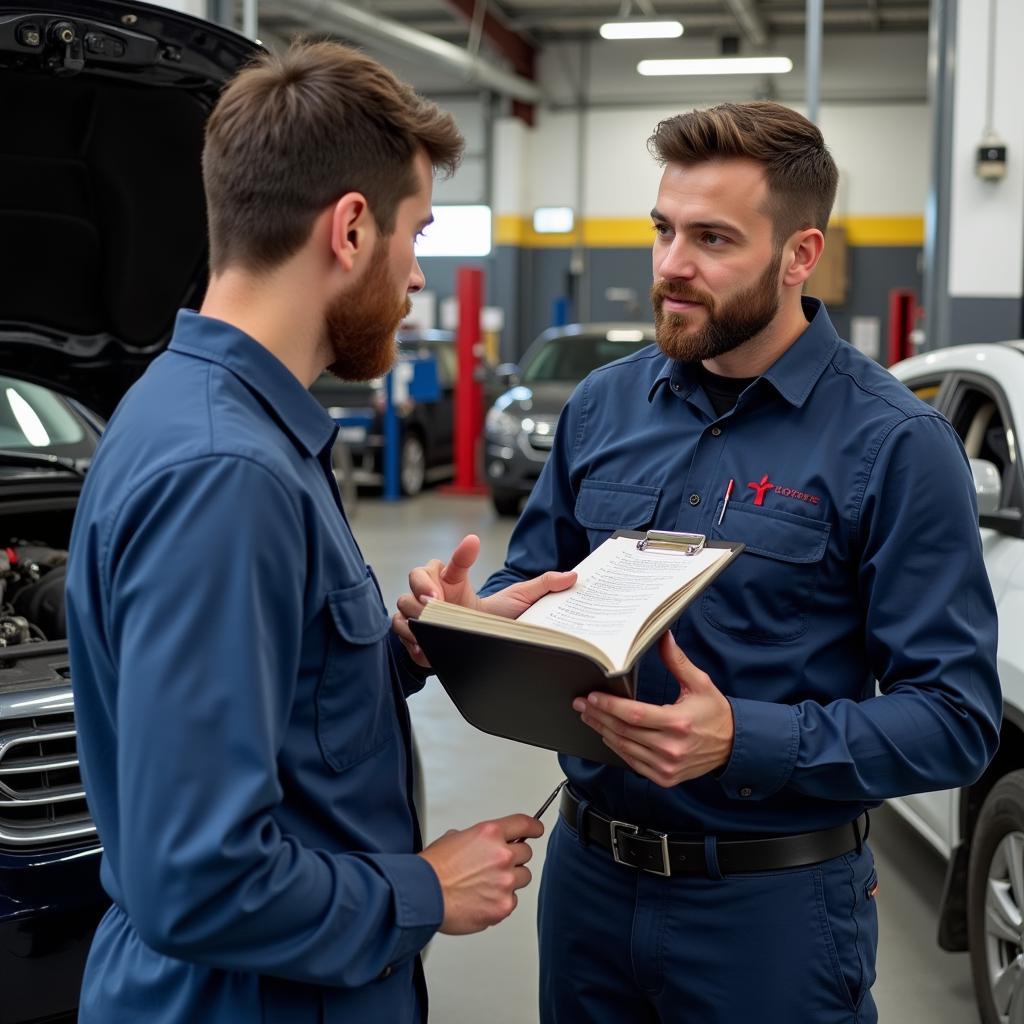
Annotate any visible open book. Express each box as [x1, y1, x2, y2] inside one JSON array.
[[410, 531, 743, 765]]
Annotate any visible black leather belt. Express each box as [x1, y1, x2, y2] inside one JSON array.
[[560, 787, 863, 878]]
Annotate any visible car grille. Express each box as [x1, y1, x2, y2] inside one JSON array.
[[0, 708, 96, 848]]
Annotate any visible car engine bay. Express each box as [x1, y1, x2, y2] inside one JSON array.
[[0, 542, 67, 647]]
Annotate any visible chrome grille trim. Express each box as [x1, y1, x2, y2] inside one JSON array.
[[0, 680, 97, 848]]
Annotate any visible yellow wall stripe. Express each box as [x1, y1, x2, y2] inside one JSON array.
[[494, 214, 924, 249]]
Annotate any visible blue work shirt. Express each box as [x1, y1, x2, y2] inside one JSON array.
[[482, 299, 1001, 835], [66, 311, 443, 1024]]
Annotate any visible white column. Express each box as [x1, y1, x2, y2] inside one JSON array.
[[945, 0, 1024, 341]]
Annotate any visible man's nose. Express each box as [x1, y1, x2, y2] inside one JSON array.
[[408, 256, 425, 294], [656, 237, 698, 281]]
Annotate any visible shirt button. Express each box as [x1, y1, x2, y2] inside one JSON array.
[[689, 493, 700, 506], [671, 382, 681, 391], [378, 964, 394, 980], [711, 426, 722, 436], [739, 787, 753, 798]]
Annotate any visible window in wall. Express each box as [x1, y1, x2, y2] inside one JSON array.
[[415, 205, 492, 258]]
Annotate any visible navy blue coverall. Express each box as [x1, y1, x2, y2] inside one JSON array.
[[66, 311, 443, 1023], [480, 298, 1001, 1023]]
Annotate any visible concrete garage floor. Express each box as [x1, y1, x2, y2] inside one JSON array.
[[356, 492, 979, 1024]]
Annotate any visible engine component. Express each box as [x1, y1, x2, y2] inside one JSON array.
[[0, 541, 69, 646]]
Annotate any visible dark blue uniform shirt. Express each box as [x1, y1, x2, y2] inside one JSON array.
[[482, 299, 1002, 835], [66, 311, 442, 1024]]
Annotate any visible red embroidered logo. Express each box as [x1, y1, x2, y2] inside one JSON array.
[[747, 474, 775, 506], [745, 475, 822, 507]]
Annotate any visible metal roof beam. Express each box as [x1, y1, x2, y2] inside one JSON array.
[[443, 0, 537, 123], [286, 0, 542, 106], [720, 0, 769, 48]]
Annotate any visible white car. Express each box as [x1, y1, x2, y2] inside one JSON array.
[[889, 342, 1024, 1024]]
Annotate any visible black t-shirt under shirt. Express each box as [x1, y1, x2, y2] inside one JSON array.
[[696, 364, 757, 418]]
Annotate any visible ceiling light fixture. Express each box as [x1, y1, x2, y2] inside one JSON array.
[[600, 20, 684, 40], [637, 56, 793, 76]]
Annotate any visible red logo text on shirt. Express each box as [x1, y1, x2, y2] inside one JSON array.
[[747, 474, 821, 507]]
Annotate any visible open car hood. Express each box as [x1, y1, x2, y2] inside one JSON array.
[[0, 0, 260, 416]]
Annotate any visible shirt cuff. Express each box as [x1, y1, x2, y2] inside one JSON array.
[[716, 697, 799, 801], [364, 852, 445, 964], [389, 632, 435, 695]]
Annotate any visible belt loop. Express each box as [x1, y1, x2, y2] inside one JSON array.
[[704, 835, 724, 880], [853, 810, 870, 855], [575, 796, 591, 848]]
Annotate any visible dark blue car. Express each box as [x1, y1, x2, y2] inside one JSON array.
[[0, 4, 257, 1020]]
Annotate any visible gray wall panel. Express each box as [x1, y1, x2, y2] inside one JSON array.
[[829, 245, 923, 344], [947, 298, 1023, 344], [424, 245, 930, 366]]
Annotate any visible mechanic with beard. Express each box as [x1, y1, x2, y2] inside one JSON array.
[[394, 101, 1001, 1023], [64, 42, 573, 1024]]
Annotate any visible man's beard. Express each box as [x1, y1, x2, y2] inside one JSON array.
[[652, 250, 783, 364], [325, 243, 411, 381]]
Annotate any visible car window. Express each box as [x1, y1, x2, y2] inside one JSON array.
[[0, 376, 87, 451], [947, 383, 1020, 511], [522, 335, 649, 383]]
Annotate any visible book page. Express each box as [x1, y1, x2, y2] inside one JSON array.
[[516, 536, 729, 671]]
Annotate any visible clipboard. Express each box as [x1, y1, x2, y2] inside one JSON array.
[[410, 530, 744, 766]]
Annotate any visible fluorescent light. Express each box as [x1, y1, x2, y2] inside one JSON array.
[[638, 57, 793, 76], [415, 205, 491, 258], [606, 330, 645, 342], [600, 20, 683, 40], [532, 207, 575, 234]]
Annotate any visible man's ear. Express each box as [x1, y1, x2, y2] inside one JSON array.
[[329, 192, 373, 273], [781, 227, 825, 288]]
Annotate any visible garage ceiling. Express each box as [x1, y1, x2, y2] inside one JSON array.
[[257, 1, 930, 52]]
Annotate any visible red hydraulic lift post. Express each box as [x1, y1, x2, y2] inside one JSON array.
[[887, 289, 918, 365], [448, 266, 488, 494]]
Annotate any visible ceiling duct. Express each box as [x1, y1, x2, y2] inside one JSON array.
[[287, 0, 543, 104]]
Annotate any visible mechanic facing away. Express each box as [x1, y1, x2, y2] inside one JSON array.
[[64, 42, 570, 1024], [395, 101, 1002, 1023]]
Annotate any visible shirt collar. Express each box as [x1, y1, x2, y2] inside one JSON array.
[[646, 297, 840, 408], [168, 309, 337, 458]]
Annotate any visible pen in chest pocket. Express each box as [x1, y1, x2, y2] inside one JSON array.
[[717, 478, 735, 526]]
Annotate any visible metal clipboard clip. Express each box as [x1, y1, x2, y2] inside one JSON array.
[[636, 530, 706, 555]]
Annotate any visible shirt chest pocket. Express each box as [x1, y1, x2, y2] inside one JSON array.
[[575, 478, 662, 549], [315, 575, 395, 772], [703, 503, 830, 643]]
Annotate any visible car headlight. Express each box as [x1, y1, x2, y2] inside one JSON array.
[[485, 407, 522, 441]]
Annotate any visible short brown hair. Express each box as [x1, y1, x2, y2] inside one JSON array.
[[648, 101, 838, 243], [202, 41, 464, 273]]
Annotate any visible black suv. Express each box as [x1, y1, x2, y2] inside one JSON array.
[[0, 5, 256, 1021], [311, 329, 457, 497]]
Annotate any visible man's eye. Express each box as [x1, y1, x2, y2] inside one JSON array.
[[652, 222, 670, 237], [703, 232, 726, 245]]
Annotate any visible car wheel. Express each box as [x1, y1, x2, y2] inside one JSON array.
[[400, 433, 426, 497], [491, 490, 521, 517], [968, 770, 1024, 1023]]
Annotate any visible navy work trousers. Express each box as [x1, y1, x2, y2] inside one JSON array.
[[538, 815, 879, 1024]]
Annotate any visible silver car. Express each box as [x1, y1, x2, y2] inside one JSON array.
[[484, 323, 655, 516]]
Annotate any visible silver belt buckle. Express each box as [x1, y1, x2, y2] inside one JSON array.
[[610, 819, 672, 877]]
